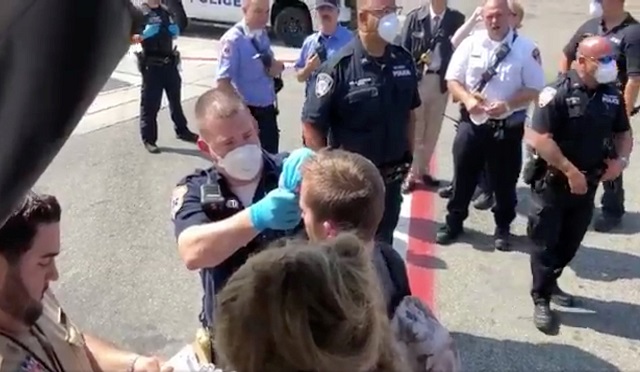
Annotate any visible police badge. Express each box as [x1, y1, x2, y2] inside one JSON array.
[[315, 73, 333, 98]]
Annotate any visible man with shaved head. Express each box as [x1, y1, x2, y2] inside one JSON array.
[[560, 0, 640, 232], [525, 35, 632, 333], [300, 0, 421, 245], [170, 88, 301, 362]]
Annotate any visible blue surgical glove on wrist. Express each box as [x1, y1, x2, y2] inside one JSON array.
[[249, 188, 301, 232], [142, 24, 161, 39], [279, 148, 315, 194], [168, 24, 180, 37]]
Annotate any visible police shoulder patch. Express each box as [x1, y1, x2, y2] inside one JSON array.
[[538, 87, 557, 107], [315, 72, 334, 98], [532, 47, 541, 65], [221, 40, 232, 58], [171, 185, 188, 219]]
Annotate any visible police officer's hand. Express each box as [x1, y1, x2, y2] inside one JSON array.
[[464, 95, 485, 115], [268, 60, 285, 77], [279, 148, 315, 193], [131, 34, 143, 44], [133, 356, 173, 372], [485, 101, 508, 117], [471, 6, 483, 23], [566, 168, 588, 195], [142, 24, 161, 40], [602, 158, 625, 181], [304, 54, 322, 73], [249, 188, 301, 231]]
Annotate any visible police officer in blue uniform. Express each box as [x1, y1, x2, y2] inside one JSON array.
[[437, 0, 544, 249], [171, 88, 301, 362], [524, 36, 632, 333], [301, 0, 420, 245], [216, 0, 285, 154], [294, 0, 353, 88], [133, 0, 197, 154], [560, 0, 640, 232]]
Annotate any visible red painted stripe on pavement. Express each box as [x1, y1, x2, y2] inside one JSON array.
[[406, 161, 437, 310]]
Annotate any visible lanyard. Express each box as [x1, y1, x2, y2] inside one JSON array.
[[0, 325, 66, 372]]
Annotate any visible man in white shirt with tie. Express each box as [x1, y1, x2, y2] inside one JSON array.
[[435, 0, 544, 250]]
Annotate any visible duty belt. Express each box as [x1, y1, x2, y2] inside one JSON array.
[[146, 55, 173, 65]]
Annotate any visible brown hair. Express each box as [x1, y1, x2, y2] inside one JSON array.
[[214, 233, 408, 372], [301, 149, 385, 241], [0, 191, 61, 263]]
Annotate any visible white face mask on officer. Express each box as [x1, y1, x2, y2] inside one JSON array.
[[377, 13, 401, 43], [216, 144, 263, 181], [595, 60, 618, 84], [589, 0, 603, 18]]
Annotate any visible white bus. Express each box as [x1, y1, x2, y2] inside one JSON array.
[[153, 0, 354, 47]]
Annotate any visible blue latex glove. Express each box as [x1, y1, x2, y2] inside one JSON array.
[[142, 24, 161, 40], [249, 188, 301, 231], [278, 148, 315, 193], [168, 24, 180, 37]]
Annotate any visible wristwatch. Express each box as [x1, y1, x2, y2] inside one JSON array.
[[620, 156, 629, 169]]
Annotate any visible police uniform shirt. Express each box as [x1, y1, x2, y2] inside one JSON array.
[[217, 22, 277, 107], [563, 13, 640, 86], [139, 3, 175, 57], [445, 28, 545, 117], [530, 70, 630, 171], [0, 291, 93, 372], [171, 151, 286, 292], [301, 37, 421, 166], [295, 26, 354, 75]]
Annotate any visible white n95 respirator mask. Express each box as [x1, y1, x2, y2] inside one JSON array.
[[589, 0, 603, 18], [217, 144, 263, 181], [378, 13, 401, 43]]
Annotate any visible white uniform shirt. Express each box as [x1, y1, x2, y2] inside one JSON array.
[[445, 28, 545, 118]]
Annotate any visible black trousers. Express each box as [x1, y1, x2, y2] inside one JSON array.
[[248, 105, 279, 154], [527, 181, 597, 303], [478, 165, 492, 194], [446, 120, 523, 229], [139, 62, 189, 144], [600, 175, 625, 218], [376, 178, 403, 245]]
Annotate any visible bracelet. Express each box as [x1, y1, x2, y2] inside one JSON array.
[[127, 355, 142, 372]]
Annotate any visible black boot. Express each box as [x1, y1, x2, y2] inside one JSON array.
[[551, 284, 574, 307], [533, 302, 556, 333], [494, 226, 511, 251], [473, 192, 495, 210], [435, 224, 463, 245], [176, 130, 198, 143], [438, 185, 453, 199], [593, 214, 622, 233], [143, 142, 160, 154]]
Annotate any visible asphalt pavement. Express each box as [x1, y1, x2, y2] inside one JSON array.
[[36, 1, 640, 370]]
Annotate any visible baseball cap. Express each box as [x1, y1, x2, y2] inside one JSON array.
[[315, 0, 338, 9]]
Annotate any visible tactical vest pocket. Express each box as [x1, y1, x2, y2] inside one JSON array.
[[343, 87, 381, 130]]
